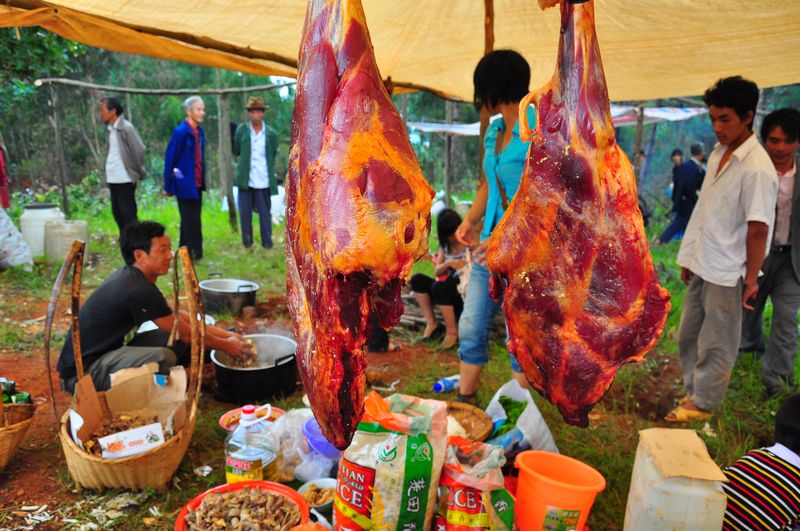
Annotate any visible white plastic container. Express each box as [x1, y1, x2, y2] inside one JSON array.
[[624, 428, 727, 531], [45, 219, 88, 263], [20, 203, 64, 257]]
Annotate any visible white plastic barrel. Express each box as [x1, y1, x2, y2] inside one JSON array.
[[20, 204, 64, 257], [45, 220, 88, 263], [623, 433, 727, 530]]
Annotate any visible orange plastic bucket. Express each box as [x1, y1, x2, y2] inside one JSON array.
[[514, 450, 606, 531]]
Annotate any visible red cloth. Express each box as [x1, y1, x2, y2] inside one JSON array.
[[0, 148, 9, 209], [187, 120, 203, 189]]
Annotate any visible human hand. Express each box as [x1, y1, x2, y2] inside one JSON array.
[[455, 218, 480, 247], [449, 258, 467, 270], [472, 242, 488, 266], [162, 190, 172, 197], [742, 278, 759, 310], [223, 334, 256, 361], [680, 267, 694, 286]]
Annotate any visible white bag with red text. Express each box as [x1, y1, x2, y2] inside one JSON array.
[[334, 392, 447, 531]]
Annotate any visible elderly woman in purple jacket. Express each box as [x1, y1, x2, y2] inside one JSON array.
[[164, 95, 206, 261]]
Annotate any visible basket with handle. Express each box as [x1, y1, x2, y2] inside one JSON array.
[[0, 398, 35, 472], [44, 240, 205, 490]]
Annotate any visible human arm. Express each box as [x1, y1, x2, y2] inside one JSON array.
[[742, 221, 769, 309], [152, 312, 254, 359], [433, 249, 463, 277], [455, 179, 488, 246], [162, 129, 183, 196], [232, 124, 243, 158], [121, 124, 148, 180]]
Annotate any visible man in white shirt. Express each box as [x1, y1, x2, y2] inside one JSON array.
[[741, 108, 800, 397], [233, 96, 279, 249], [98, 97, 147, 236], [667, 76, 779, 422]]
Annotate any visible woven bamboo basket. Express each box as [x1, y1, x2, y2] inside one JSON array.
[[44, 241, 205, 490], [447, 401, 493, 442], [0, 400, 35, 472]]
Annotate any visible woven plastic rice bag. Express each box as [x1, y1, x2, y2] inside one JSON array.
[[433, 437, 515, 531], [334, 392, 447, 531], [0, 208, 33, 270]]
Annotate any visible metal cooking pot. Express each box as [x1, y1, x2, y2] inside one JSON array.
[[211, 333, 297, 403], [199, 276, 260, 316]]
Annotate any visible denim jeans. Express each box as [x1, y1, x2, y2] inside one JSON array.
[[458, 261, 521, 372]]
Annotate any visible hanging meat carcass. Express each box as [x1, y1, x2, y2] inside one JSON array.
[[286, 0, 434, 449], [485, 0, 670, 426]]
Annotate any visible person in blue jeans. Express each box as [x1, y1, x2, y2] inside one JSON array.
[[454, 49, 534, 404]]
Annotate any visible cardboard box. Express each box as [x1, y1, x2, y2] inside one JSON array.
[[68, 364, 188, 457]]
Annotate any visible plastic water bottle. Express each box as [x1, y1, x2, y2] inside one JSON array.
[[433, 374, 460, 393], [224, 405, 278, 483]]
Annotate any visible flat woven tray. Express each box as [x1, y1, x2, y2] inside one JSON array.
[[446, 401, 493, 442]]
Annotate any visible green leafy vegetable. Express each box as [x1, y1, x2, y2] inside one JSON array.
[[495, 396, 527, 436]]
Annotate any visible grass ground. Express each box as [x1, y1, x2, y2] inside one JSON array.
[[1, 184, 797, 529]]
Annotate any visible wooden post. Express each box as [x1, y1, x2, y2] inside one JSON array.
[[444, 100, 453, 207], [479, 0, 495, 186], [633, 103, 645, 183], [49, 85, 70, 217], [218, 92, 238, 231]]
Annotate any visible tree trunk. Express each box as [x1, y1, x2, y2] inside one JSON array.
[[633, 103, 645, 183], [217, 91, 238, 231], [642, 121, 659, 194], [49, 86, 71, 217]]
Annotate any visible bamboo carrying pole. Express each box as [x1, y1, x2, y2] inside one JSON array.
[[34, 77, 296, 96]]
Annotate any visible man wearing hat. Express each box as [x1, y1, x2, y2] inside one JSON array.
[[233, 96, 279, 249]]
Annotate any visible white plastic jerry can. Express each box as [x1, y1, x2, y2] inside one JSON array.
[[623, 428, 727, 531]]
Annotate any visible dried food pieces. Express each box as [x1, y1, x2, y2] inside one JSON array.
[[301, 483, 335, 507], [84, 415, 162, 456], [186, 487, 301, 531]]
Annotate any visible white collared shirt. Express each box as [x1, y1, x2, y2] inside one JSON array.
[[772, 161, 796, 246], [249, 122, 269, 189], [677, 134, 778, 287], [105, 116, 132, 184], [765, 443, 800, 468]]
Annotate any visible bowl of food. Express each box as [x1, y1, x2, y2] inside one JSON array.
[[219, 404, 286, 432], [298, 477, 337, 513], [175, 480, 309, 530]]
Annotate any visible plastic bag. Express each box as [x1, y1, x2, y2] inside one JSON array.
[[0, 208, 33, 271], [485, 379, 558, 454], [271, 408, 314, 483], [334, 392, 448, 531], [295, 449, 336, 483], [433, 436, 515, 531]]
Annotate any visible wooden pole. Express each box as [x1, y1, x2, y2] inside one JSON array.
[[49, 85, 70, 217], [478, 0, 495, 186], [218, 92, 238, 231], [444, 100, 453, 207], [34, 77, 295, 96], [633, 103, 645, 183]]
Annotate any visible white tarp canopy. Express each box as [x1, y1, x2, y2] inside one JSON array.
[[408, 106, 708, 136], [2, 1, 799, 101]]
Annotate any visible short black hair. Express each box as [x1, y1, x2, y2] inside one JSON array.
[[760, 108, 800, 143], [436, 208, 462, 253], [101, 97, 124, 117], [120, 221, 166, 266], [690, 143, 704, 157], [671, 149, 683, 158], [702, 76, 759, 129], [473, 49, 530, 111], [774, 393, 800, 455]]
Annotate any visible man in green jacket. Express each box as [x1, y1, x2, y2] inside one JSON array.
[[233, 96, 279, 249]]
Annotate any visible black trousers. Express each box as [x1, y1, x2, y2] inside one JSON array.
[[108, 183, 138, 235], [410, 273, 463, 319], [177, 192, 203, 259], [239, 188, 273, 248], [129, 329, 191, 367]]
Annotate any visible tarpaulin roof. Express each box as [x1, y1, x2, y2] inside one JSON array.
[[2, 0, 799, 102], [409, 106, 707, 135]]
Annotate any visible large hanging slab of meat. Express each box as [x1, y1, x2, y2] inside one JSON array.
[[485, 0, 670, 427], [286, 0, 433, 449]]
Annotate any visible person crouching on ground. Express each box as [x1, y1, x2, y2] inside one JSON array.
[[722, 393, 800, 530], [57, 221, 253, 393], [410, 208, 467, 349]]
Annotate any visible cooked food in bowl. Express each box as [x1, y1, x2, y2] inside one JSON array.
[[186, 487, 301, 530], [302, 483, 335, 508]]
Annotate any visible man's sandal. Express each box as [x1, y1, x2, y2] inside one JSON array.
[[665, 404, 713, 423]]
